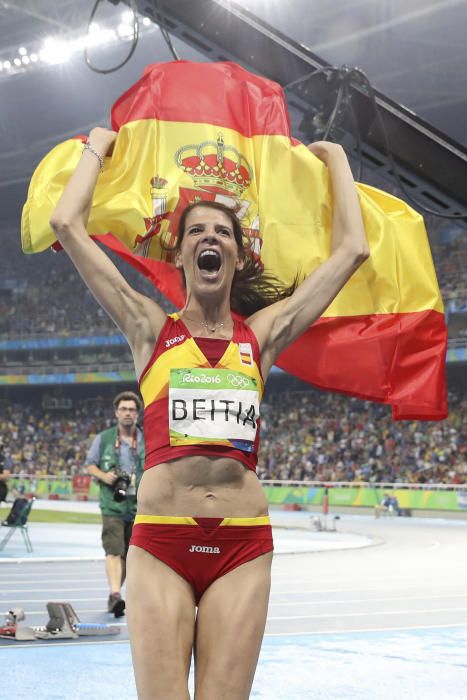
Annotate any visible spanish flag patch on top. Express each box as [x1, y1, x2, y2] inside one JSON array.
[[239, 343, 253, 367]]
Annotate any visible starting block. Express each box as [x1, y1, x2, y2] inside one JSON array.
[[0, 602, 121, 641]]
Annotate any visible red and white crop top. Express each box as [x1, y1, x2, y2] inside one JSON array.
[[138, 313, 264, 472]]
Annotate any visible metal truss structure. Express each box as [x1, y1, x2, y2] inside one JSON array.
[[134, 0, 467, 225]]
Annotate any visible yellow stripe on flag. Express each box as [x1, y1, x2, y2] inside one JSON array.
[[22, 120, 443, 318]]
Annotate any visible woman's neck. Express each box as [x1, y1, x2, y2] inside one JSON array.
[[180, 296, 233, 335]]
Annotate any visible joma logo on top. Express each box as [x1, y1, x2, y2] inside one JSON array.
[[165, 335, 185, 348]]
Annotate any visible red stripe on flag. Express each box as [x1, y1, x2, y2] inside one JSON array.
[[97, 234, 447, 421], [96, 233, 186, 308], [111, 61, 292, 137], [276, 310, 448, 420]]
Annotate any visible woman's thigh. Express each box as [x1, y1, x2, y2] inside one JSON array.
[[194, 551, 273, 700], [126, 544, 196, 700]]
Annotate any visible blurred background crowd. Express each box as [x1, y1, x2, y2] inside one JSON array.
[[0, 246, 173, 339], [1, 234, 466, 339], [1, 386, 465, 485], [1, 221, 466, 486]]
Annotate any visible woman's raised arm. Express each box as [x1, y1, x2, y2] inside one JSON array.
[[49, 127, 167, 377], [249, 141, 370, 377]]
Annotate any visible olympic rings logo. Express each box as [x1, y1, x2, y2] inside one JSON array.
[[227, 374, 251, 388]]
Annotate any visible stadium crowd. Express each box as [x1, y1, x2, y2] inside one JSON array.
[[257, 389, 466, 484], [0, 223, 465, 488], [1, 228, 466, 338], [0, 246, 173, 338], [1, 388, 465, 485]]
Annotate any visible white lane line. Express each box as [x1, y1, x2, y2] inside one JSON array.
[[0, 571, 103, 579], [270, 582, 466, 595], [0, 638, 128, 649], [0, 568, 102, 574], [0, 579, 104, 586], [0, 576, 102, 581], [270, 574, 462, 585], [0, 597, 108, 604], [0, 555, 105, 570], [267, 607, 467, 620], [10, 593, 467, 614], [3, 576, 459, 587], [3, 590, 465, 606], [2, 622, 467, 648], [264, 622, 467, 636], [272, 572, 462, 586], [3, 609, 124, 617], [0, 564, 105, 583], [269, 593, 467, 607], [0, 586, 109, 594]]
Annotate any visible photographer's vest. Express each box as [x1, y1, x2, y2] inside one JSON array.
[[97, 426, 145, 519], [139, 314, 264, 471]]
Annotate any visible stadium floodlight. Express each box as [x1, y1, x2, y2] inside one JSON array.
[[40, 37, 72, 65], [0, 13, 154, 80], [117, 22, 135, 38], [86, 28, 118, 49]]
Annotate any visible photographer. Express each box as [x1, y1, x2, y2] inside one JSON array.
[[86, 392, 145, 617]]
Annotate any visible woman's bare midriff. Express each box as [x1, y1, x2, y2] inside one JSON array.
[[137, 455, 269, 518]]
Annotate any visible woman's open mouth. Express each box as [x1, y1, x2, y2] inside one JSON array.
[[197, 249, 222, 276]]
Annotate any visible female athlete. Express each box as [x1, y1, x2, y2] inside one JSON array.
[[50, 126, 369, 700]]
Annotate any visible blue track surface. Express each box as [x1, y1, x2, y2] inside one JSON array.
[[3, 628, 467, 699], [2, 511, 467, 698]]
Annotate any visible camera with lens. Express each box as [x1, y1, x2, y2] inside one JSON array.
[[111, 469, 132, 502]]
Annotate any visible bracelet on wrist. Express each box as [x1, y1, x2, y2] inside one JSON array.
[[82, 141, 105, 172]]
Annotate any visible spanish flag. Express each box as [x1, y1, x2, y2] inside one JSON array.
[[21, 61, 447, 420]]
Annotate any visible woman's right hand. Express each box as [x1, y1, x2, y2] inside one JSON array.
[[88, 126, 118, 157], [307, 141, 346, 167]]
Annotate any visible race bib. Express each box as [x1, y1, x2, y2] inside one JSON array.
[[169, 368, 260, 452]]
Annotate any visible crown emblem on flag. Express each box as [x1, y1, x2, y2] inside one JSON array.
[[175, 134, 253, 195]]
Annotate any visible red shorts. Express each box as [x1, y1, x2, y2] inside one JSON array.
[[130, 515, 273, 604]]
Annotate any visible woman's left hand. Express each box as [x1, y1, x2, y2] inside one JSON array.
[[88, 127, 118, 158]]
